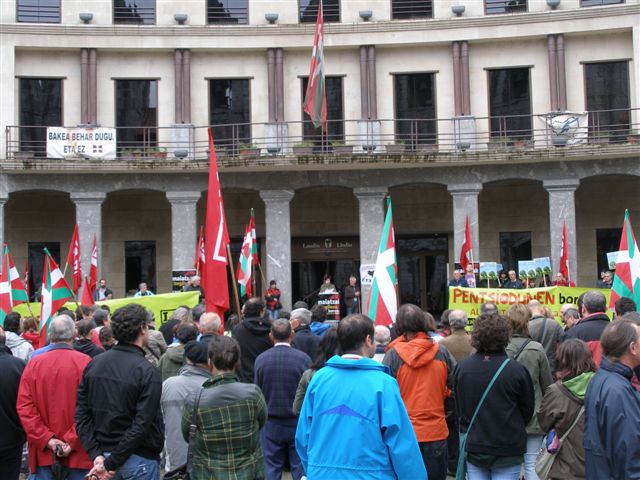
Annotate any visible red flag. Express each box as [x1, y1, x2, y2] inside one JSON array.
[[195, 225, 205, 274], [203, 129, 230, 317], [459, 216, 473, 271], [89, 234, 98, 292], [81, 276, 95, 306], [302, 0, 327, 128], [559, 222, 570, 282], [66, 223, 82, 294]]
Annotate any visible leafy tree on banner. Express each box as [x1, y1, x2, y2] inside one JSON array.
[[367, 197, 398, 326], [610, 210, 640, 308], [40, 248, 75, 344], [302, 0, 327, 128]]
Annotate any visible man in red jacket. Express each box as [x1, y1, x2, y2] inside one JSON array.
[[17, 314, 93, 479]]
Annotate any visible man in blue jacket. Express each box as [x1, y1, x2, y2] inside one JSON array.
[[584, 319, 640, 479], [295, 314, 426, 480]]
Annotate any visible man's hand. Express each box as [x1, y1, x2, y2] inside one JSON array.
[[88, 456, 115, 480], [46, 438, 65, 452], [60, 443, 72, 457]]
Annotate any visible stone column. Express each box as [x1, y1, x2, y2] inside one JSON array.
[[0, 196, 7, 253], [260, 190, 294, 310], [354, 187, 388, 310], [166, 191, 201, 271], [633, 26, 640, 128], [544, 179, 579, 282], [448, 184, 482, 264], [70, 192, 106, 277]]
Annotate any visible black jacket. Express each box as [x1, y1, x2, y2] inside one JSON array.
[[73, 339, 104, 358], [453, 351, 534, 458], [232, 316, 272, 383], [159, 319, 180, 346], [563, 312, 610, 365], [0, 345, 25, 450], [75, 343, 164, 471], [291, 325, 321, 360]]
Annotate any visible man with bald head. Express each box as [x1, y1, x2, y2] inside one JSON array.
[[17, 315, 93, 478], [528, 300, 564, 372], [254, 319, 311, 480], [198, 312, 222, 345]]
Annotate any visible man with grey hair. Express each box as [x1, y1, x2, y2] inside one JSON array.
[[198, 312, 222, 344], [291, 308, 320, 359], [17, 315, 93, 478], [563, 290, 611, 366], [373, 325, 391, 362], [439, 310, 472, 362], [528, 300, 564, 373]]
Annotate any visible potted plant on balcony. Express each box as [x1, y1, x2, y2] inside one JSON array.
[[487, 136, 509, 151], [385, 140, 406, 154], [627, 130, 639, 145], [292, 141, 314, 155], [413, 143, 439, 154], [122, 147, 143, 159], [148, 146, 167, 160], [592, 130, 610, 145], [238, 143, 260, 156], [332, 141, 353, 154]]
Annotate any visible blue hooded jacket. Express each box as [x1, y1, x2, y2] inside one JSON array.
[[584, 357, 640, 479], [295, 355, 427, 480]]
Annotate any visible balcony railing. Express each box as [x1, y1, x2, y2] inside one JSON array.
[[5, 109, 638, 164]]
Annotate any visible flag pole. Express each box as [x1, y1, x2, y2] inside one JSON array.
[[226, 245, 242, 316], [256, 263, 269, 292]]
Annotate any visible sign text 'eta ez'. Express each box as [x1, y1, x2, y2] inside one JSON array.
[[47, 127, 117, 160]]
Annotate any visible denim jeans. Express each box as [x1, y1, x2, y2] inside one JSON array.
[[418, 439, 448, 480], [524, 435, 544, 480], [267, 309, 280, 320], [105, 453, 160, 480], [260, 421, 304, 480], [466, 462, 521, 480], [29, 467, 89, 480]]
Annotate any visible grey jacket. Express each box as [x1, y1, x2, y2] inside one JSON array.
[[160, 364, 211, 471], [529, 315, 564, 373], [506, 335, 553, 435], [144, 329, 168, 367], [5, 332, 33, 363]]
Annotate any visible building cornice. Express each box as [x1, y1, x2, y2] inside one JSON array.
[[1, 4, 637, 48]]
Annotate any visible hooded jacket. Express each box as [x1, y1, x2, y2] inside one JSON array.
[[5, 331, 33, 363], [73, 338, 105, 358], [232, 316, 272, 383], [310, 321, 331, 337], [295, 355, 426, 480], [159, 344, 186, 382], [537, 371, 594, 479], [383, 332, 456, 442], [583, 357, 640, 480], [563, 313, 610, 367]]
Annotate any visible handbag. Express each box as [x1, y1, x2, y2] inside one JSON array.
[[164, 388, 204, 480], [535, 406, 585, 479], [456, 357, 510, 480]]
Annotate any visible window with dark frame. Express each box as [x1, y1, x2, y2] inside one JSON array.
[[207, 0, 248, 24], [115, 80, 158, 154], [16, 0, 60, 23], [394, 73, 438, 148], [585, 61, 630, 142], [485, 0, 527, 14], [488, 68, 532, 141], [499, 232, 532, 272], [299, 0, 340, 23], [581, 0, 624, 6], [596, 228, 622, 277], [113, 0, 155, 25], [301, 76, 344, 148], [28, 242, 60, 300], [209, 79, 251, 152], [391, 0, 433, 19], [19, 78, 62, 156]]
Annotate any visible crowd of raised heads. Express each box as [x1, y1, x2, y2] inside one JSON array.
[[1, 289, 639, 480]]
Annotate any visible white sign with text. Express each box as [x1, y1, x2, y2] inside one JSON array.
[[47, 127, 117, 160]]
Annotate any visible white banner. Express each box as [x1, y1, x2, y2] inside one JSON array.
[[540, 112, 589, 146], [360, 264, 375, 286], [47, 127, 117, 159]]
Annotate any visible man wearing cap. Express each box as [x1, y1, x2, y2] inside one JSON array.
[[160, 340, 212, 472]]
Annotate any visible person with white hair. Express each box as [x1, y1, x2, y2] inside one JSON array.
[[17, 314, 93, 478], [373, 325, 391, 362], [198, 312, 222, 344], [439, 310, 472, 362], [291, 308, 321, 359]]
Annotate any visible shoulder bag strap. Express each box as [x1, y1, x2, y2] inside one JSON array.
[[185, 388, 204, 474], [558, 406, 585, 444], [538, 318, 548, 345], [467, 357, 510, 432], [513, 339, 533, 361]]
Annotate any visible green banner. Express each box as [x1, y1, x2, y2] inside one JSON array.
[[448, 286, 612, 323], [14, 291, 200, 330]]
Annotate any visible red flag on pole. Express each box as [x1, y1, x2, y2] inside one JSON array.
[[559, 222, 570, 282], [203, 129, 230, 317], [302, 0, 327, 128], [459, 216, 473, 271], [66, 224, 82, 294], [81, 276, 95, 306], [89, 234, 98, 293]]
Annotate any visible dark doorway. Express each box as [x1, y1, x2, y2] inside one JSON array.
[[292, 260, 359, 308], [125, 241, 156, 295], [596, 228, 622, 276], [28, 242, 60, 301]]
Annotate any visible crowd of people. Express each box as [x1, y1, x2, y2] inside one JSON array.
[[0, 287, 639, 480]]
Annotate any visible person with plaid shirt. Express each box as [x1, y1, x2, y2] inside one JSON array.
[[182, 335, 267, 480]]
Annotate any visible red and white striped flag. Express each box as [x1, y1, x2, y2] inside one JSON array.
[[40, 249, 74, 344], [459, 216, 473, 271], [236, 223, 253, 298], [0, 245, 27, 326], [302, 0, 327, 128], [66, 223, 82, 294]]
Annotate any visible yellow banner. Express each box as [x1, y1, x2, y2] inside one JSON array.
[[13, 291, 200, 330], [448, 286, 612, 323]]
